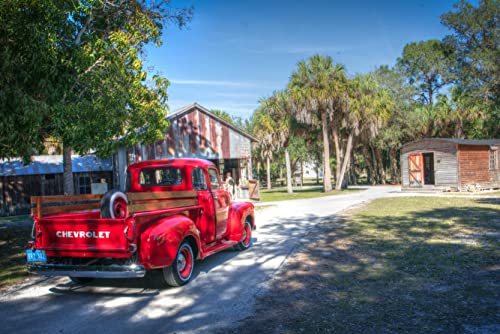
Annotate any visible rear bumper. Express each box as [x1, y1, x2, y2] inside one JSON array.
[[28, 263, 146, 278]]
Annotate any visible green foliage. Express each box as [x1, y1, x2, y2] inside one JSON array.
[[441, 0, 499, 104], [288, 55, 348, 125], [397, 39, 454, 105], [260, 90, 294, 149], [441, 0, 499, 137], [211, 109, 251, 132], [0, 0, 193, 162], [249, 0, 498, 190], [211, 109, 236, 124], [288, 54, 348, 191]]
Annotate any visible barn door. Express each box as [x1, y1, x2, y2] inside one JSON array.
[[408, 154, 423, 187]]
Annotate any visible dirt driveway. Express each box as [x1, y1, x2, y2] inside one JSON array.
[[1, 186, 401, 334]]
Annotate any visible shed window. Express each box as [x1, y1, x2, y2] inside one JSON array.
[[490, 149, 498, 170]]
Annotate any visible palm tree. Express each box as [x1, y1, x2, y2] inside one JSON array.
[[338, 74, 393, 189], [252, 108, 276, 189], [261, 91, 294, 194], [288, 55, 348, 192]]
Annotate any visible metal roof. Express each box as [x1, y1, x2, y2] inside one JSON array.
[[402, 138, 500, 148], [0, 155, 113, 176], [168, 103, 259, 142]]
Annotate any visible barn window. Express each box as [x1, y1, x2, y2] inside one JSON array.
[[78, 175, 91, 194], [490, 149, 498, 170]]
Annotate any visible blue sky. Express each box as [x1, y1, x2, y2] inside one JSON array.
[[145, 0, 460, 120]]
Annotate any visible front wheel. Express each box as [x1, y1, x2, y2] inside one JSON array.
[[235, 220, 252, 251], [162, 241, 195, 287]]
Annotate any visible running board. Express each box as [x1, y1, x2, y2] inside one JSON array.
[[202, 240, 238, 258]]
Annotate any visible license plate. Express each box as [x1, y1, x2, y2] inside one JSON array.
[[26, 249, 47, 263]]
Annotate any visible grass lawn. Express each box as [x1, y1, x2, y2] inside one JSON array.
[[228, 196, 500, 333], [481, 190, 500, 196], [260, 186, 361, 202], [0, 224, 32, 289]]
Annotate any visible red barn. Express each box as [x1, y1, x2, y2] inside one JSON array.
[[114, 103, 258, 191], [401, 138, 500, 191]]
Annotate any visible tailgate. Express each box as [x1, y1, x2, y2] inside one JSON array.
[[35, 217, 133, 257]]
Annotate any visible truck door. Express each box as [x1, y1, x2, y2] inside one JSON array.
[[208, 167, 230, 240], [192, 167, 216, 243]]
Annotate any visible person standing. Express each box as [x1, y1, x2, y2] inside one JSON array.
[[225, 172, 235, 198]]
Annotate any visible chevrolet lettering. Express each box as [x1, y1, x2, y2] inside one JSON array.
[[27, 158, 255, 287], [56, 231, 111, 239]]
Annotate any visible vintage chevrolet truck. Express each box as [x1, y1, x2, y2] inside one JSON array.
[[26, 158, 255, 286]]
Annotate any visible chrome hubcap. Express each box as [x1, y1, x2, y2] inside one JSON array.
[[177, 253, 186, 271]]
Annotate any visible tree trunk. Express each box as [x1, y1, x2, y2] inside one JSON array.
[[301, 160, 304, 187], [363, 146, 373, 184], [336, 132, 353, 190], [321, 112, 332, 192], [376, 147, 386, 185], [350, 152, 357, 185], [332, 125, 342, 184], [284, 148, 293, 194], [370, 145, 379, 184], [63, 144, 75, 195], [266, 156, 271, 190], [316, 163, 320, 185], [389, 148, 399, 184]]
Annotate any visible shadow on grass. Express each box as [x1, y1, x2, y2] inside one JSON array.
[[1, 197, 498, 334], [223, 197, 500, 334], [0, 226, 31, 288]]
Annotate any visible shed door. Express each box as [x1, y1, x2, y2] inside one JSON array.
[[408, 154, 423, 187]]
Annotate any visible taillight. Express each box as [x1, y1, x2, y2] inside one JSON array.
[[27, 241, 35, 249]]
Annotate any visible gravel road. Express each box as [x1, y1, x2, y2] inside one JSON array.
[[1, 186, 402, 334]]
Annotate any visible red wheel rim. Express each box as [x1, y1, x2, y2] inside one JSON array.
[[177, 246, 193, 280], [242, 223, 251, 246], [113, 198, 128, 219]]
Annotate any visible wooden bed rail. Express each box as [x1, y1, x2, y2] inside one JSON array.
[[31, 191, 199, 218], [31, 194, 103, 218], [127, 191, 198, 213]]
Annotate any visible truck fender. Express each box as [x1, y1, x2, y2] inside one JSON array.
[[139, 215, 201, 270], [227, 202, 255, 243]]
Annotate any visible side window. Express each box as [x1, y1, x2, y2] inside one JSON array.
[[208, 168, 221, 189], [192, 168, 208, 190]]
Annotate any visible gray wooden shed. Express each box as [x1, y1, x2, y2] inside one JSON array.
[[401, 138, 500, 191]]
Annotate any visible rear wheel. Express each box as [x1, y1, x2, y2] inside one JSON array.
[[162, 241, 195, 287], [69, 276, 94, 284], [235, 220, 252, 251]]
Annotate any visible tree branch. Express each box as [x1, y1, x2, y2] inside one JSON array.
[[75, 10, 93, 46]]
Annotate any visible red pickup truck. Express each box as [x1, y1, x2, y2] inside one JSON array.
[[26, 158, 255, 286]]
